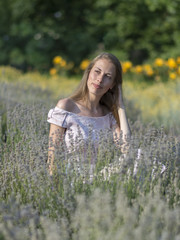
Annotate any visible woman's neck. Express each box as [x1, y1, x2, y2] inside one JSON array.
[[79, 93, 102, 114]]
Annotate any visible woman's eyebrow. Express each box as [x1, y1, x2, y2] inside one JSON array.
[[95, 67, 112, 75], [94, 67, 101, 71]]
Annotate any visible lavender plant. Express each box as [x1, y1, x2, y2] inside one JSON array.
[[0, 82, 180, 240]]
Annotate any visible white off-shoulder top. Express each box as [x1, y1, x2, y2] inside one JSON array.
[[47, 106, 117, 163]]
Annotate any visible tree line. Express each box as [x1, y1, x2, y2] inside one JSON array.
[[0, 0, 180, 72]]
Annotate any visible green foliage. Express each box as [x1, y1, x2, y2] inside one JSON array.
[[0, 0, 96, 71], [91, 0, 180, 63], [1, 0, 180, 71]]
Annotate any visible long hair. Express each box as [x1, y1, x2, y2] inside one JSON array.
[[70, 52, 123, 127]]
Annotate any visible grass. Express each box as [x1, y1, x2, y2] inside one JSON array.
[[0, 67, 180, 239], [124, 77, 180, 133], [0, 66, 79, 99]]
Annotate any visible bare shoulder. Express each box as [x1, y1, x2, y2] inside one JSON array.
[[56, 98, 76, 112]]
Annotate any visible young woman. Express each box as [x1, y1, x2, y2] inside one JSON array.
[[47, 52, 131, 175]]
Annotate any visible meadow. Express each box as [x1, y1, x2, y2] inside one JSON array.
[[0, 66, 180, 240]]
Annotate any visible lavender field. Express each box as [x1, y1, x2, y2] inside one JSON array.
[[0, 81, 180, 240]]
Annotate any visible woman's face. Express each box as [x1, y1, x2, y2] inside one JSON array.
[[87, 59, 116, 97]]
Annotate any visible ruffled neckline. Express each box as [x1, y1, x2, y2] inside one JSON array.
[[54, 106, 111, 119]]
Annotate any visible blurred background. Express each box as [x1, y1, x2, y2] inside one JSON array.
[[0, 0, 180, 132], [1, 0, 180, 71]]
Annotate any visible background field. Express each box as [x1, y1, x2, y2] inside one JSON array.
[[0, 67, 180, 239], [1, 0, 180, 238], [1, 65, 180, 132]]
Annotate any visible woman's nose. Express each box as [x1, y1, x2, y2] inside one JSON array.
[[97, 73, 104, 83]]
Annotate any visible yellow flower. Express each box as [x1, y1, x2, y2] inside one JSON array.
[[177, 57, 180, 64], [59, 59, 67, 67], [154, 58, 164, 67], [177, 67, 180, 75], [167, 58, 177, 69], [49, 68, 57, 75], [122, 61, 132, 73], [122, 64, 127, 73], [143, 64, 151, 70], [169, 72, 177, 80], [134, 65, 143, 73], [124, 61, 132, 69], [143, 64, 154, 76], [146, 69, 154, 76], [80, 59, 90, 70], [53, 56, 62, 65]]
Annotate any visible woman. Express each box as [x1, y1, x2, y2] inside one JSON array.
[[47, 52, 131, 175]]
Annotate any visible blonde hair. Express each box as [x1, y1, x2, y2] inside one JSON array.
[[70, 52, 123, 127]]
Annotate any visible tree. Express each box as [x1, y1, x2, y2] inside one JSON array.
[[89, 0, 180, 63], [0, 0, 180, 71]]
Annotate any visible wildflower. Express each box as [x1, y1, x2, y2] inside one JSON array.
[[143, 64, 152, 70], [134, 65, 143, 73], [49, 68, 57, 75], [122, 64, 127, 73], [125, 61, 132, 69], [143, 65, 154, 76], [169, 72, 177, 80], [53, 56, 62, 65], [122, 61, 132, 73], [177, 57, 180, 64], [177, 67, 180, 75], [146, 69, 154, 76], [80, 59, 90, 70], [167, 58, 177, 69], [154, 58, 164, 67], [59, 59, 67, 67]]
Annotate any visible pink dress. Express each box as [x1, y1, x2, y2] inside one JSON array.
[[47, 106, 117, 164]]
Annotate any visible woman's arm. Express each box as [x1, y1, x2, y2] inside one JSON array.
[[113, 85, 131, 151], [48, 123, 65, 175], [117, 105, 131, 141]]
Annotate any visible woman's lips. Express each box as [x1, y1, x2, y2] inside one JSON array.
[[92, 83, 102, 89]]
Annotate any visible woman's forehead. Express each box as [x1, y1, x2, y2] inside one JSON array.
[[93, 59, 116, 73]]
